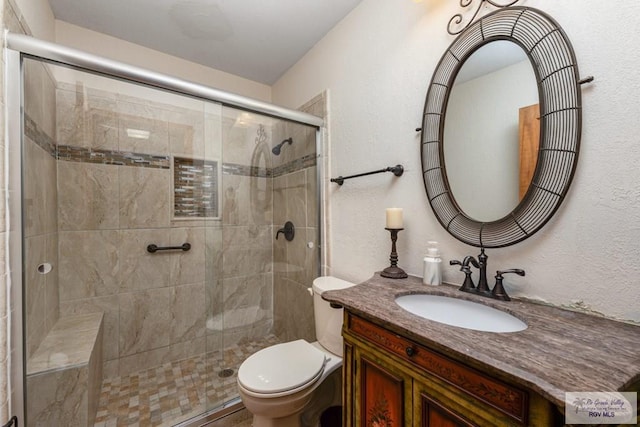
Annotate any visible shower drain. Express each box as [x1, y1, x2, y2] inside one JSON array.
[[218, 368, 235, 378]]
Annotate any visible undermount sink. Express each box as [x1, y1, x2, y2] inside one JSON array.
[[395, 294, 527, 333]]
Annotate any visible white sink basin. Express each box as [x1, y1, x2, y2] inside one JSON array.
[[395, 294, 527, 333]]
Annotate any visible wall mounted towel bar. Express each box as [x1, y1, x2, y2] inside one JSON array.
[[147, 243, 191, 253], [331, 164, 404, 185]]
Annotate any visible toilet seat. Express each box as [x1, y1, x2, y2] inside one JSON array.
[[238, 340, 326, 397]]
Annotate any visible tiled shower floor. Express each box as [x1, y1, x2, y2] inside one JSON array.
[[94, 335, 282, 427]]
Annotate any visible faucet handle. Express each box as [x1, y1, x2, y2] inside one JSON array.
[[492, 269, 525, 301], [450, 259, 476, 292]]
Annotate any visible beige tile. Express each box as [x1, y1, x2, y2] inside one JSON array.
[[221, 174, 250, 226], [285, 227, 318, 286], [55, 88, 82, 146], [88, 324, 103, 426], [249, 175, 273, 226], [23, 59, 44, 133], [272, 175, 287, 227], [41, 64, 57, 140], [170, 227, 206, 286], [26, 365, 90, 426], [27, 328, 96, 374], [58, 230, 120, 300], [118, 102, 169, 155], [286, 170, 307, 228], [220, 115, 254, 165], [277, 279, 315, 343], [118, 288, 171, 356], [205, 226, 223, 286], [119, 228, 173, 291], [204, 108, 223, 160], [168, 337, 206, 361], [56, 86, 119, 151], [24, 234, 47, 359], [168, 108, 205, 158], [222, 224, 272, 250], [57, 161, 119, 231], [119, 227, 205, 291], [43, 153, 58, 235], [44, 232, 59, 331], [102, 359, 119, 380], [306, 167, 318, 227], [23, 137, 51, 237], [60, 295, 119, 362], [222, 274, 272, 317], [170, 283, 206, 343], [222, 246, 272, 279], [87, 106, 119, 151], [118, 165, 171, 228], [117, 346, 171, 377]]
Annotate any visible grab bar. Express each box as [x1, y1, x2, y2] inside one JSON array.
[[331, 164, 404, 185], [147, 243, 191, 253]]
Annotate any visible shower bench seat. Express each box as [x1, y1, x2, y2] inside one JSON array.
[[26, 312, 104, 426]]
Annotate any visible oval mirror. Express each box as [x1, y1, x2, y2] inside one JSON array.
[[444, 40, 538, 222], [421, 7, 583, 248]]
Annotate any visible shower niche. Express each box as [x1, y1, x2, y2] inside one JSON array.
[[16, 54, 323, 426]]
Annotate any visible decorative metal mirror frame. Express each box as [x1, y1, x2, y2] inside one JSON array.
[[421, 6, 588, 248]]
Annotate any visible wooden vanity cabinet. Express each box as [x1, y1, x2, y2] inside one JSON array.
[[342, 312, 561, 427]]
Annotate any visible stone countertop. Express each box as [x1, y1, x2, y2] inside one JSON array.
[[323, 273, 640, 408]]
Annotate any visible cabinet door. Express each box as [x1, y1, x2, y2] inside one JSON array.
[[418, 392, 477, 427], [355, 348, 411, 427]]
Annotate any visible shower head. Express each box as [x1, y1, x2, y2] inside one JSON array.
[[272, 137, 293, 155]]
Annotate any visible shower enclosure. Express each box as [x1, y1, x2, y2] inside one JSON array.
[[7, 35, 324, 426]]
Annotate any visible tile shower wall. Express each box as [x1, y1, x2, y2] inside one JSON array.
[[272, 94, 324, 342], [53, 82, 288, 379], [215, 111, 275, 349], [55, 82, 215, 379], [23, 59, 59, 361]]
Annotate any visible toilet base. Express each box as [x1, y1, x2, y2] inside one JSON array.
[[252, 413, 300, 427], [245, 368, 342, 427]]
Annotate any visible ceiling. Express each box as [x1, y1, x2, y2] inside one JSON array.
[[47, 0, 364, 85]]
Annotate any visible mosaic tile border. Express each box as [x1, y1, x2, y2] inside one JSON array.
[[24, 114, 315, 177], [222, 163, 271, 178], [58, 145, 170, 168], [272, 153, 317, 178]]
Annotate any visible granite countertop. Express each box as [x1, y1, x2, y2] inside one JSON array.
[[323, 273, 640, 408]]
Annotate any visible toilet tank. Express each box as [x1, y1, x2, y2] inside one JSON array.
[[312, 276, 356, 357]]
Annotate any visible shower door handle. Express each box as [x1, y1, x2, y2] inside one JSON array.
[[276, 221, 295, 241]]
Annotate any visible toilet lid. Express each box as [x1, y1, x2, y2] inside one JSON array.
[[238, 340, 326, 394]]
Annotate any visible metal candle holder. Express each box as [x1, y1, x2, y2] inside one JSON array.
[[380, 228, 408, 279]]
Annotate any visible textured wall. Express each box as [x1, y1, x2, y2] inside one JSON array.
[[273, 0, 640, 322]]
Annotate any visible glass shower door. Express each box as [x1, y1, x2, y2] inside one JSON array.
[[20, 56, 224, 426]]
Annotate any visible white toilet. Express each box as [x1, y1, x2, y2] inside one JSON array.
[[237, 276, 356, 427]]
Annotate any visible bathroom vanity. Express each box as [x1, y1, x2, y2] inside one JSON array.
[[323, 274, 640, 426]]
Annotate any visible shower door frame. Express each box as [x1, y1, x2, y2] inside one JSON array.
[[5, 32, 325, 426]]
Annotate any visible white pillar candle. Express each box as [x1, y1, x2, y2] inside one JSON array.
[[386, 208, 403, 229]]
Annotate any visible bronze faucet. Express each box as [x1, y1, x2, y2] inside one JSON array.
[[450, 249, 525, 301]]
